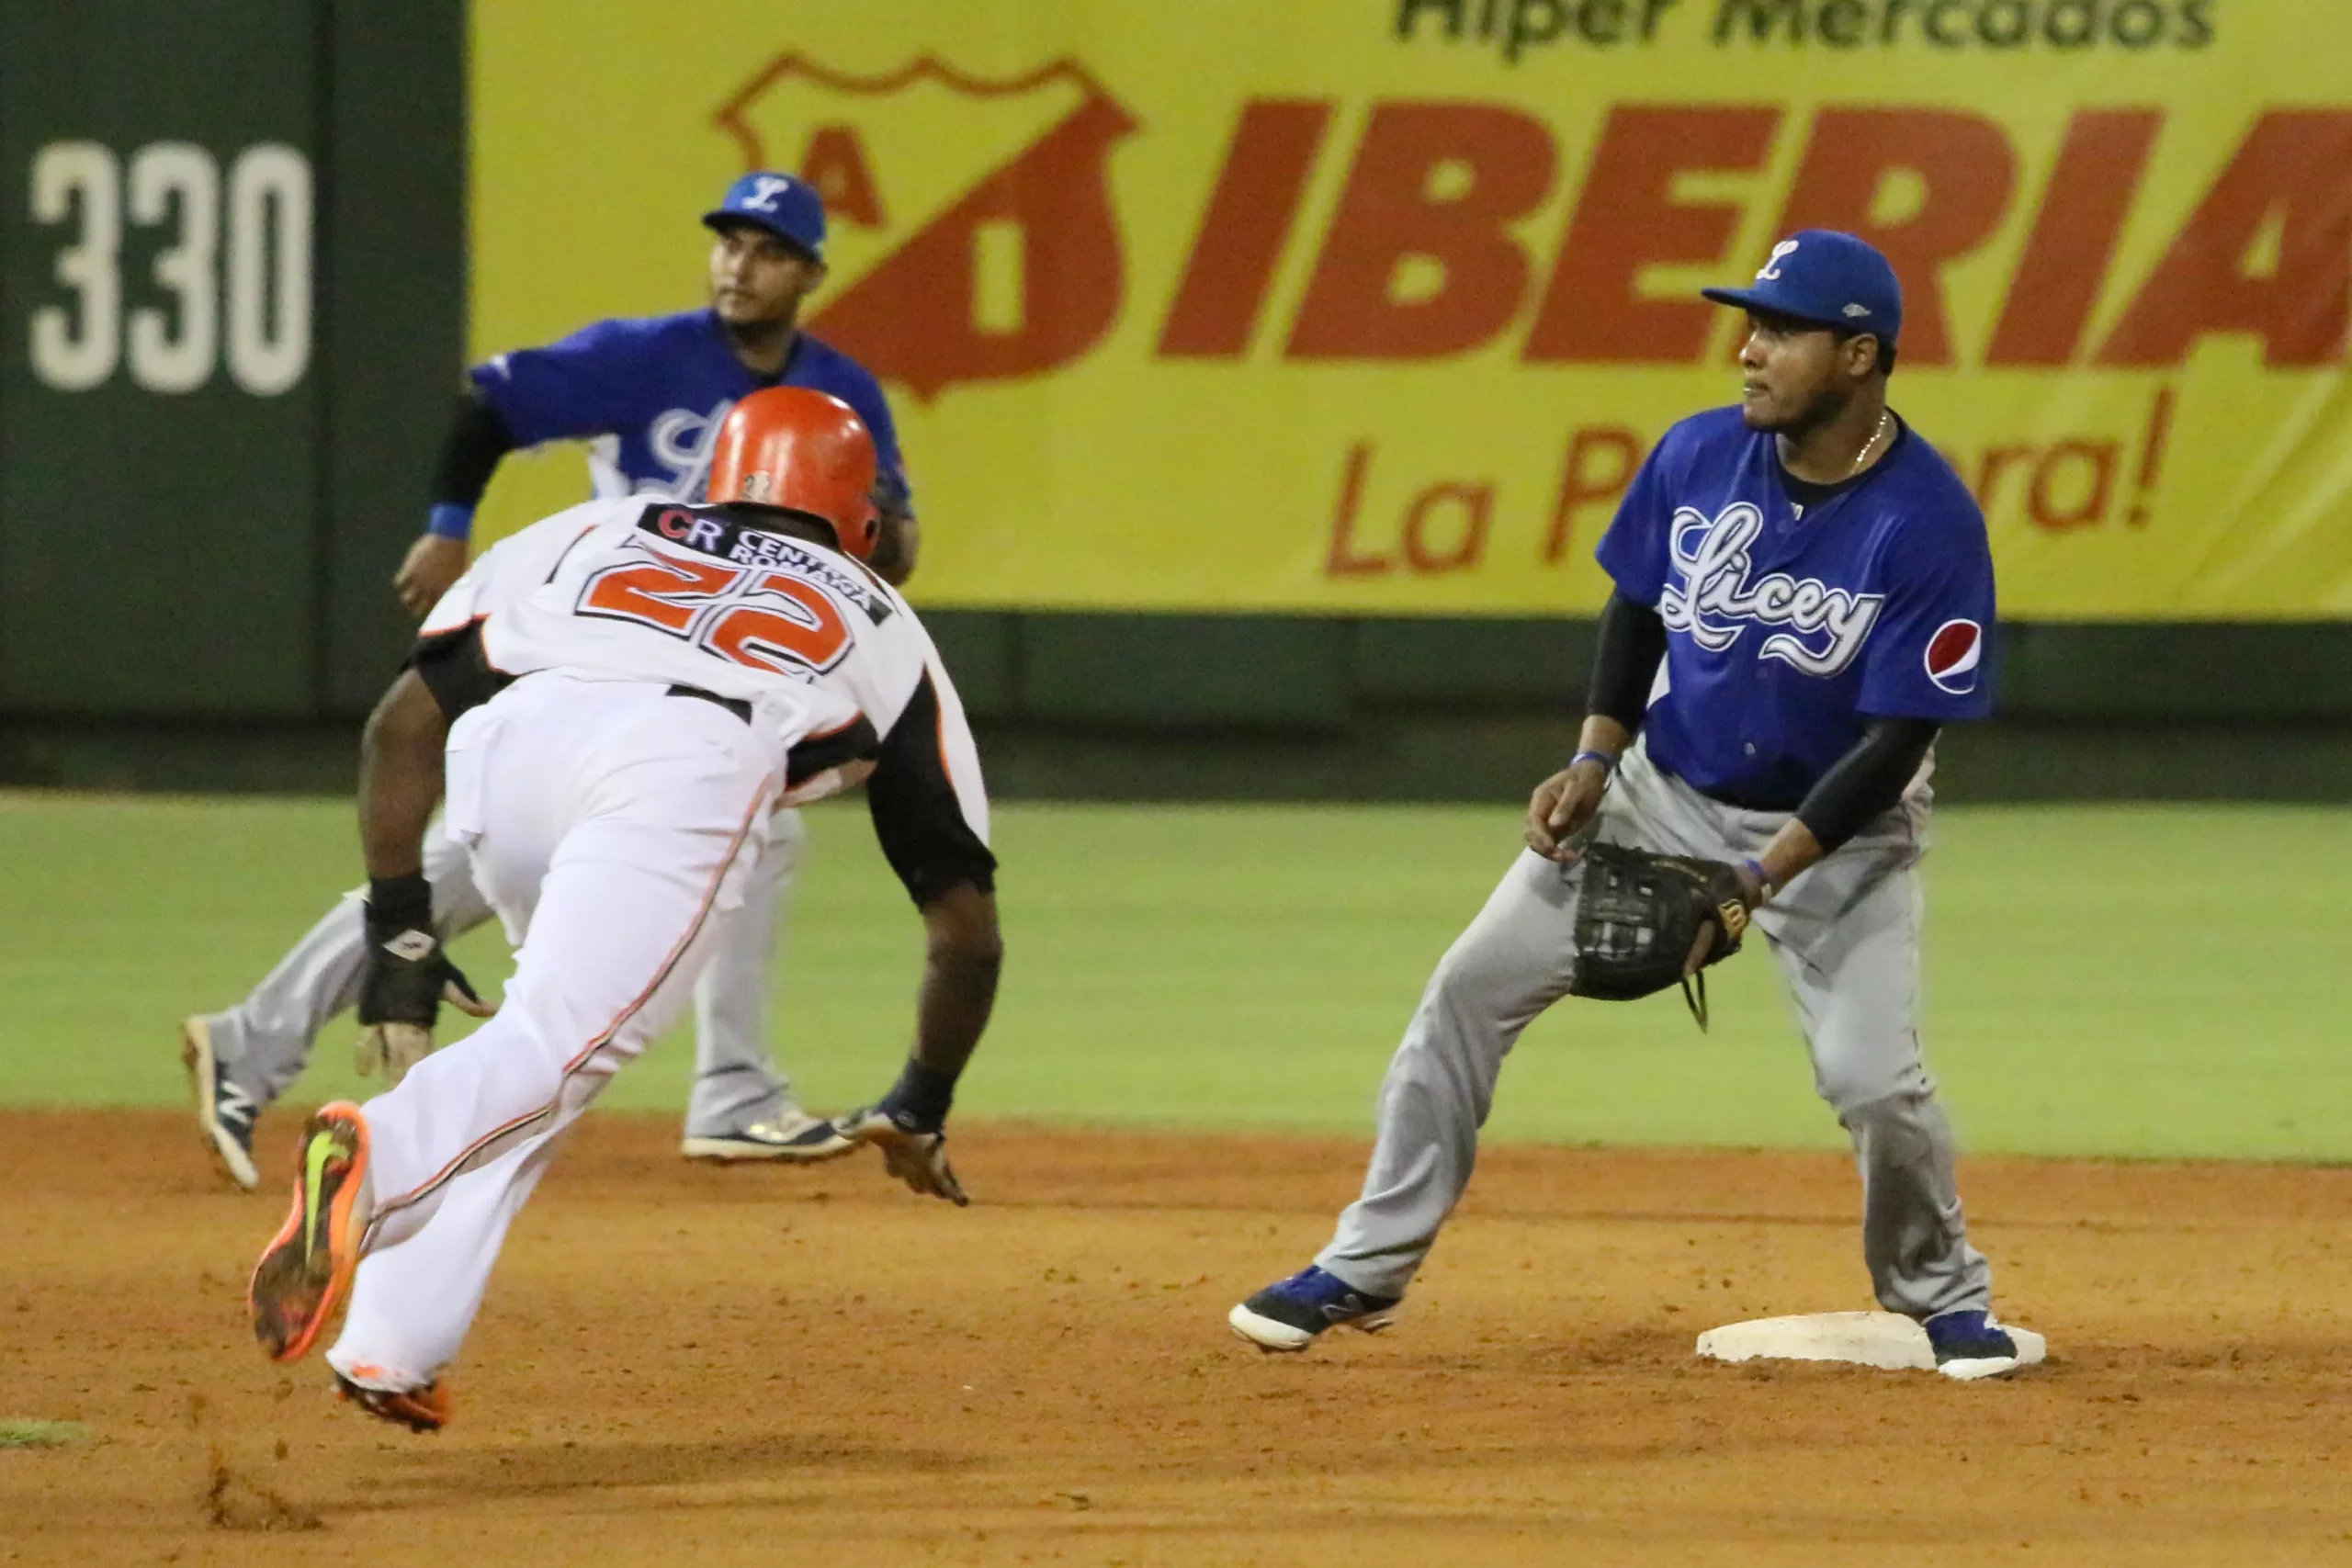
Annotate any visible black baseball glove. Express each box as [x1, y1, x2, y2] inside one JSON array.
[[355, 877, 494, 1084], [1563, 843, 1753, 1029]]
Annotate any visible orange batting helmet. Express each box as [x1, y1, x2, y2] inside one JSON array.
[[706, 387, 880, 559]]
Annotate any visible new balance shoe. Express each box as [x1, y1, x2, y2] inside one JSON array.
[[1925, 1308, 2024, 1381], [1228, 1265, 1400, 1353], [181, 1015, 260, 1190], [249, 1103, 370, 1363], [681, 1108, 855, 1163], [334, 1370, 451, 1433]]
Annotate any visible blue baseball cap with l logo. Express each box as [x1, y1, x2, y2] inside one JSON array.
[[703, 171, 827, 262], [1702, 229, 1902, 345]]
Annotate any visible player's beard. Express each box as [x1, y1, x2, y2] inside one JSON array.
[[712, 270, 807, 338], [1749, 378, 1850, 439], [718, 305, 802, 372]]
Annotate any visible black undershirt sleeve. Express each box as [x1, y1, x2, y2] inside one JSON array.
[[786, 716, 880, 789], [428, 391, 521, 508], [1586, 590, 1668, 734], [1793, 716, 1939, 852], [867, 671, 998, 907], [404, 621, 510, 723]]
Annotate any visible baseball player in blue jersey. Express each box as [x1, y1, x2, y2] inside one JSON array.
[[183, 173, 908, 1182], [1231, 230, 2033, 1380]]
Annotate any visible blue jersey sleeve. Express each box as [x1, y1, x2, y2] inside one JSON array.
[[1858, 508, 1997, 722], [1593, 436, 1679, 607], [849, 377, 913, 517], [468, 319, 651, 448]]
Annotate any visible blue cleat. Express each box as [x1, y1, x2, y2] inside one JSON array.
[[1228, 1265, 1400, 1353], [1925, 1308, 2023, 1381]]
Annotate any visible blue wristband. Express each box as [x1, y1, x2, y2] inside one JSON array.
[[1739, 857, 1775, 903], [1569, 750, 1617, 773], [425, 502, 476, 542]]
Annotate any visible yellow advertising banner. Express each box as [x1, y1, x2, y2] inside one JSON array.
[[471, 0, 2352, 616]]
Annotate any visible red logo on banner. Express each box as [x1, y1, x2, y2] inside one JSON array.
[[1925, 618, 1984, 695], [714, 55, 1140, 400]]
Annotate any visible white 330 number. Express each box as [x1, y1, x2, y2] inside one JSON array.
[[28, 140, 311, 396]]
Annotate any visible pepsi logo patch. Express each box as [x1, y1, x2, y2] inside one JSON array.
[[1925, 618, 1984, 695]]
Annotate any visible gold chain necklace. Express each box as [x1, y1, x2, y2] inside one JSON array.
[[1852, 410, 1892, 475]]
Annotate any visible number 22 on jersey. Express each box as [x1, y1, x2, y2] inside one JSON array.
[[576, 549, 852, 675]]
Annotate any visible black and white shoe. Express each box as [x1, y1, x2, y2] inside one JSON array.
[[180, 1015, 259, 1190], [681, 1110, 856, 1163]]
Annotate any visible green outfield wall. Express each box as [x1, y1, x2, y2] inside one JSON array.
[[6, 609, 2347, 802], [0, 0, 463, 717]]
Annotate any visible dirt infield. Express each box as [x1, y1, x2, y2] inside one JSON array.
[[6, 1111, 2352, 1566]]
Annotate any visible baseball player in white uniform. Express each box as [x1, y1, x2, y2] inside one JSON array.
[[246, 389, 1001, 1431], [183, 173, 910, 1181]]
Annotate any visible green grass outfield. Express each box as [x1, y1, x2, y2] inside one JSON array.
[[2, 794, 2343, 1161]]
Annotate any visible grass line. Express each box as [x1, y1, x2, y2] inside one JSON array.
[[1, 796, 2345, 1161]]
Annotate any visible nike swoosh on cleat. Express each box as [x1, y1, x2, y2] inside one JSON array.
[[302, 1134, 336, 1262]]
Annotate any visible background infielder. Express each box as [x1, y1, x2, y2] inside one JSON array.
[[184, 171, 911, 1180], [1229, 231, 2034, 1380], [247, 388, 1000, 1431]]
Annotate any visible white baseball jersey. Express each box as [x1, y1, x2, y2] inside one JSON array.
[[413, 497, 995, 904]]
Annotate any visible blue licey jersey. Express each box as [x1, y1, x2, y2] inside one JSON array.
[[469, 309, 912, 515], [1596, 406, 1997, 808]]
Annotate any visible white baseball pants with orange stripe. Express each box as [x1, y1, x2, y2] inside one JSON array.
[[323, 673, 785, 1392], [195, 799, 807, 1137]]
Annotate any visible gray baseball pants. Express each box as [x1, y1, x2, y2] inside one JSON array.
[[1317, 742, 1991, 1321], [198, 807, 807, 1138]]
